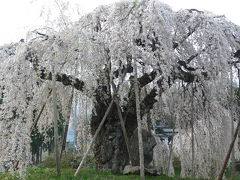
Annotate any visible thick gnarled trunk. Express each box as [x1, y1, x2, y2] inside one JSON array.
[[90, 75, 157, 173]]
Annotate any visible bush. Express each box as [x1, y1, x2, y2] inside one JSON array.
[[42, 152, 95, 169], [0, 172, 18, 180]]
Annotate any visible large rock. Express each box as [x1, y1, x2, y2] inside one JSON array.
[[123, 165, 161, 176]]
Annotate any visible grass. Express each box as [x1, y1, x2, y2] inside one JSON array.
[[0, 154, 239, 180], [0, 167, 207, 180], [1, 166, 240, 180]]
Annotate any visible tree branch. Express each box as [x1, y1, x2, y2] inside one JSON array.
[[140, 88, 158, 116], [138, 71, 158, 88], [39, 67, 85, 91]]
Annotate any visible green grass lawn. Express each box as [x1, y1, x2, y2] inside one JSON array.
[[0, 166, 239, 180], [1, 153, 239, 179], [0, 167, 207, 180]]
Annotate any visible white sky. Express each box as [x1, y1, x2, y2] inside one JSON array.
[[0, 0, 239, 46]]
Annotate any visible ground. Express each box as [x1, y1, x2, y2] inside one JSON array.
[[1, 167, 239, 180]]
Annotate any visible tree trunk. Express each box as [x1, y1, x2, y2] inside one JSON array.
[[89, 69, 157, 174]]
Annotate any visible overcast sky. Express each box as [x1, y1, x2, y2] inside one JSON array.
[[0, 0, 239, 46]]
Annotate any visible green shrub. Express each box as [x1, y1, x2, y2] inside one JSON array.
[[0, 172, 19, 180]]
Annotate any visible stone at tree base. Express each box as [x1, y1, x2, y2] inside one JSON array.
[[123, 165, 140, 174], [123, 165, 161, 176]]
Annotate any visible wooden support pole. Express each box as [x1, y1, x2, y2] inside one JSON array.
[[29, 89, 52, 136], [167, 129, 175, 176], [114, 99, 133, 166], [52, 69, 61, 177], [229, 65, 236, 173], [74, 100, 114, 176], [218, 69, 240, 180], [190, 84, 195, 178], [217, 120, 240, 180], [133, 58, 145, 180], [13, 160, 19, 171]]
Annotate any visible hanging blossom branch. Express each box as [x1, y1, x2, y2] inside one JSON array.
[[24, 49, 85, 91]]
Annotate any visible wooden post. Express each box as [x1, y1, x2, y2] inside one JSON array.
[[29, 89, 52, 136], [167, 129, 175, 176], [190, 84, 195, 178], [218, 68, 240, 180], [229, 65, 236, 173], [52, 67, 61, 177], [217, 120, 240, 180], [74, 100, 114, 176], [114, 99, 133, 165], [133, 58, 145, 180], [167, 91, 176, 176]]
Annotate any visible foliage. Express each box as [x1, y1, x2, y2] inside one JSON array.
[[42, 153, 95, 169]]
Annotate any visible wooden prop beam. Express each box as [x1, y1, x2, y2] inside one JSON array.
[[29, 89, 52, 136], [74, 100, 114, 176], [114, 99, 133, 166]]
